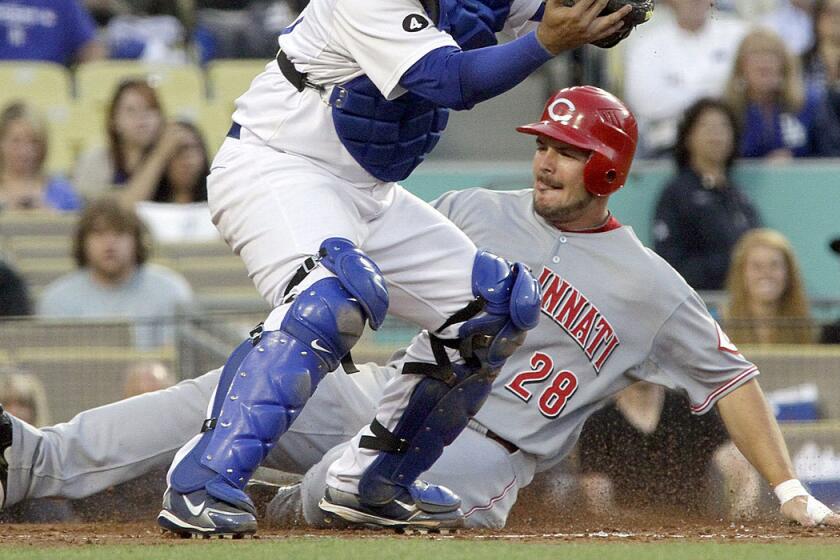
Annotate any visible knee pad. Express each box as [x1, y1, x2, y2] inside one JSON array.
[[358, 251, 539, 505], [458, 250, 541, 374], [171, 239, 388, 504]]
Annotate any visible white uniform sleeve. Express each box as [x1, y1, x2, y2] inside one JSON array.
[[642, 292, 759, 415], [332, 0, 458, 99], [501, 0, 543, 39]]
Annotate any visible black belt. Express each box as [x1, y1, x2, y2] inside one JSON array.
[[486, 430, 519, 454], [276, 49, 322, 93], [469, 420, 518, 454]]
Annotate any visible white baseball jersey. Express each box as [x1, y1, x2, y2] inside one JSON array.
[[231, 0, 542, 184], [432, 188, 759, 472]]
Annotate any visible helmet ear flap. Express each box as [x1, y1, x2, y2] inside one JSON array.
[[584, 151, 623, 197]]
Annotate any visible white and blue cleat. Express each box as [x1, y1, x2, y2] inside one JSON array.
[[157, 488, 257, 539], [319, 480, 464, 532]]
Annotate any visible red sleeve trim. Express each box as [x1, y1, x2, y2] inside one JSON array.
[[690, 366, 759, 414]]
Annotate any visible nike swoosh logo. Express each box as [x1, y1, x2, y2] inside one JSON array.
[[184, 495, 206, 517], [393, 499, 417, 513], [311, 339, 330, 353]]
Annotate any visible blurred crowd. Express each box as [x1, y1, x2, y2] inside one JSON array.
[[0, 0, 840, 523]]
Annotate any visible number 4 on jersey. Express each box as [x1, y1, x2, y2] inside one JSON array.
[[505, 352, 579, 418]]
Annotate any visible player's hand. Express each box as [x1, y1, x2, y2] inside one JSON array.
[[780, 495, 840, 527], [537, 0, 633, 55]]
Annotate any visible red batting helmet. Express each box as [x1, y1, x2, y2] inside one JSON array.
[[516, 86, 638, 197]]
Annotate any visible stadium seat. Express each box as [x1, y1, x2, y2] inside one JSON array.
[[75, 61, 207, 122], [0, 62, 72, 109], [206, 59, 267, 111], [3, 236, 71, 260], [0, 212, 78, 237], [195, 100, 232, 155]]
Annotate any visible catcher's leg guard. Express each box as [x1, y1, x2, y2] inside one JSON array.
[[357, 251, 540, 506], [167, 238, 388, 513]]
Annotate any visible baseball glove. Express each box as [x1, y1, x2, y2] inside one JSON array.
[[564, 0, 654, 48]]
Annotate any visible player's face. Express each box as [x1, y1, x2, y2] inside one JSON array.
[[687, 108, 734, 168], [743, 245, 788, 305], [113, 90, 163, 149], [0, 118, 41, 176], [531, 136, 595, 225], [84, 222, 138, 283]]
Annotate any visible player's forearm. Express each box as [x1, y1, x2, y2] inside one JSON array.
[[715, 379, 795, 488], [399, 32, 552, 111]]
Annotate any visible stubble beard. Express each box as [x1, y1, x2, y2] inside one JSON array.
[[533, 185, 596, 226]]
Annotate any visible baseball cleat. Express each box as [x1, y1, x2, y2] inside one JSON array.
[[157, 487, 257, 538], [0, 405, 11, 509], [319, 480, 464, 530]]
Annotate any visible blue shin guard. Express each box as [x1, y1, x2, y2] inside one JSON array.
[[358, 251, 540, 505], [170, 238, 388, 509]]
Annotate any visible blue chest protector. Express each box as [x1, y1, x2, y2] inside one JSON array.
[[331, 0, 511, 182]]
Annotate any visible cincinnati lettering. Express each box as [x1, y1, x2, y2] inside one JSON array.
[[538, 266, 620, 372]]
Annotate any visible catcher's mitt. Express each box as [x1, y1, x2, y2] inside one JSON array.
[[564, 0, 654, 48]]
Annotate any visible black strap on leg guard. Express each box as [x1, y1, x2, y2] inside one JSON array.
[[401, 296, 486, 385], [282, 247, 327, 300], [360, 419, 409, 453]]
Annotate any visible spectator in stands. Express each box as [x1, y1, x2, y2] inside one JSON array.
[[723, 228, 816, 344], [622, 0, 748, 156], [803, 0, 840, 124], [0, 0, 106, 66], [0, 102, 82, 212], [0, 369, 76, 522], [122, 360, 175, 398], [653, 98, 761, 291], [822, 236, 840, 343], [577, 381, 761, 519], [37, 198, 195, 348], [0, 257, 31, 317], [195, 0, 303, 60], [148, 121, 209, 204], [725, 27, 840, 159], [84, 0, 130, 27], [133, 121, 219, 242], [0, 370, 51, 426], [73, 79, 195, 204], [102, 0, 192, 63]]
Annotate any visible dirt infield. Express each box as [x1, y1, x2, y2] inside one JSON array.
[[1, 515, 839, 548], [1, 473, 839, 548]]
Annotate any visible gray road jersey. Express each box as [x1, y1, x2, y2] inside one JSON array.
[[431, 188, 759, 471]]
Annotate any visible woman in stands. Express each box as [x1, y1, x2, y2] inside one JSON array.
[[135, 121, 216, 242], [0, 102, 82, 212], [73, 79, 195, 204], [652, 98, 761, 291], [149, 121, 209, 204], [803, 0, 840, 124], [723, 228, 816, 344], [724, 27, 840, 159]]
